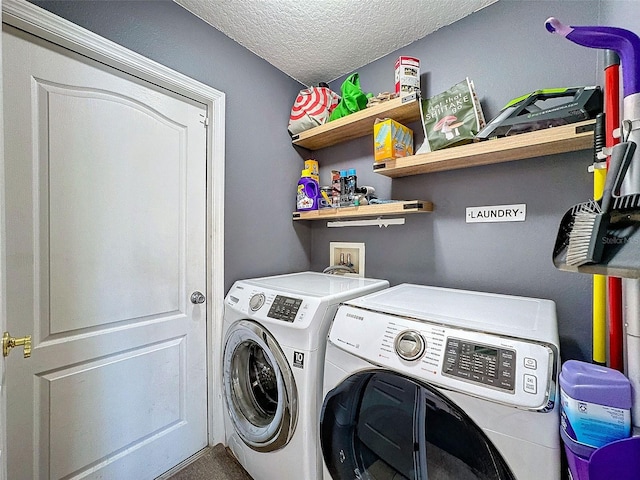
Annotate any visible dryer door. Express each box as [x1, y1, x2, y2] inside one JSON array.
[[320, 371, 515, 480], [223, 320, 298, 452]]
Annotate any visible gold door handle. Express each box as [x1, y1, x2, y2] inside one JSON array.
[[3, 332, 32, 358]]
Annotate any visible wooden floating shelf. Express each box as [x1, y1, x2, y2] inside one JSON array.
[[373, 120, 596, 178], [292, 200, 434, 221], [291, 93, 421, 150]]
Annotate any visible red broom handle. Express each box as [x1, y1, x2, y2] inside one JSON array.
[[605, 51, 624, 372], [605, 61, 620, 159]]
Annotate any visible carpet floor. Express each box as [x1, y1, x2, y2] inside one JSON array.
[[165, 444, 253, 480]]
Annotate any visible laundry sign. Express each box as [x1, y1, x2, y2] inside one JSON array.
[[466, 204, 526, 223]]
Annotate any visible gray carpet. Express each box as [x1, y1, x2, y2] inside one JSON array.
[[166, 444, 253, 480]]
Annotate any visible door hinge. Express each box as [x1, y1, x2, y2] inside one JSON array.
[[200, 113, 209, 127]]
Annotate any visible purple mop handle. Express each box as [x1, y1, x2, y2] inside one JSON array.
[[545, 17, 640, 97]]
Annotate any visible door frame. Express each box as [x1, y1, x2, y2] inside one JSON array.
[[0, 0, 227, 468]]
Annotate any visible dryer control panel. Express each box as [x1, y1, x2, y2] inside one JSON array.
[[267, 295, 303, 322], [443, 338, 516, 392], [329, 305, 557, 411], [225, 286, 320, 328]]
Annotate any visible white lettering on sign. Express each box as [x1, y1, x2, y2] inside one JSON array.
[[466, 204, 526, 223]]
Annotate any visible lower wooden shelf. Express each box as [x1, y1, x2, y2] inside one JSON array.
[[292, 200, 434, 221]]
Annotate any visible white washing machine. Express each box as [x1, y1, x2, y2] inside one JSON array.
[[320, 284, 561, 480], [222, 271, 389, 480]]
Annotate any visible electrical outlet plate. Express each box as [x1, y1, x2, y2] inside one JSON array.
[[330, 242, 365, 277]]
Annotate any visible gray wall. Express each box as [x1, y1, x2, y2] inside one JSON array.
[[310, 0, 636, 362], [30, 0, 313, 290], [28, 0, 640, 362]]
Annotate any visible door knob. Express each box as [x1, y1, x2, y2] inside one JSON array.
[[190, 291, 206, 304], [3, 332, 32, 358]]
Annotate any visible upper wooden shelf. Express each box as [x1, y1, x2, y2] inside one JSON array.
[[292, 200, 433, 221], [291, 93, 421, 150], [373, 120, 596, 178]]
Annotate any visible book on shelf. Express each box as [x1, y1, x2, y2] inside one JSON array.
[[416, 77, 486, 154]]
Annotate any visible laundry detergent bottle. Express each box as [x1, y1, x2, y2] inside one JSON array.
[[296, 169, 320, 211]]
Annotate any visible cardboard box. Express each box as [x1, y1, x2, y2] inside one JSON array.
[[373, 119, 414, 162], [395, 56, 420, 94]]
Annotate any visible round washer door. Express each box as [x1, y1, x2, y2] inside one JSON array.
[[320, 370, 515, 480], [223, 320, 298, 452]]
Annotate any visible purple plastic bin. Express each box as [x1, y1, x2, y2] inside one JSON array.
[[564, 445, 590, 480], [559, 360, 634, 479], [589, 436, 640, 480], [564, 435, 640, 480], [560, 360, 632, 451]]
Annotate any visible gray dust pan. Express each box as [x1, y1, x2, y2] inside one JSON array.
[[553, 142, 640, 278]]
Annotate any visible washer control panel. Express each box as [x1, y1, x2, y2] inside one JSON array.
[[442, 338, 516, 392], [329, 305, 557, 410]]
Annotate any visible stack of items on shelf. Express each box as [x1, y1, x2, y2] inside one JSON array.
[[287, 56, 421, 136], [295, 159, 377, 212], [329, 169, 377, 208]]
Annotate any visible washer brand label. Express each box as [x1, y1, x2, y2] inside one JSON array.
[[293, 351, 305, 369], [346, 313, 364, 321]]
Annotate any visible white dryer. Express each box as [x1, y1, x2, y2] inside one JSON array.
[[222, 271, 389, 480], [320, 284, 561, 480]]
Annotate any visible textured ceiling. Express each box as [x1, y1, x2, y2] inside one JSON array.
[[174, 0, 498, 86]]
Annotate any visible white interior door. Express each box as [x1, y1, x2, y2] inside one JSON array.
[[0, 0, 6, 478], [3, 23, 208, 479]]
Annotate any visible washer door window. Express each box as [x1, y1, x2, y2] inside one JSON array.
[[223, 320, 298, 452], [320, 371, 515, 480]]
